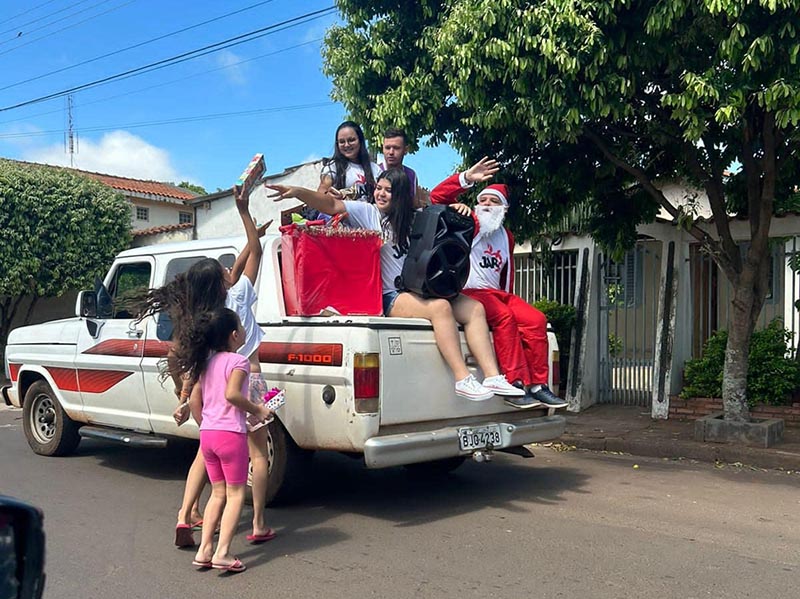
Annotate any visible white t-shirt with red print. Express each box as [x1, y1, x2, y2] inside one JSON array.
[[321, 160, 382, 201], [467, 228, 510, 291]]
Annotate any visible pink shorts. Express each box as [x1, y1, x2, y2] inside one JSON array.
[[199, 430, 248, 486]]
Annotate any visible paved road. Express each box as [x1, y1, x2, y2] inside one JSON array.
[[1, 405, 798, 599]]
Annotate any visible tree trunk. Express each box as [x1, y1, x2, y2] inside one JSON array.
[[720, 252, 769, 423], [722, 297, 754, 423]]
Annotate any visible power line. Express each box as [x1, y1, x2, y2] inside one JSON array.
[[0, 0, 276, 92], [0, 6, 336, 113], [0, 0, 62, 28], [0, 101, 336, 139], [0, 0, 137, 57], [0, 0, 136, 50], [0, 0, 96, 37], [0, 37, 322, 126]]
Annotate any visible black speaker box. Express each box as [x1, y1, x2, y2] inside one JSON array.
[[396, 205, 475, 299]]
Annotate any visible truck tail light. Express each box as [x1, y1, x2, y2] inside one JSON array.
[[354, 352, 379, 413]]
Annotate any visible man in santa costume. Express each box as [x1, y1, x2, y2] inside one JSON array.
[[430, 157, 567, 409]]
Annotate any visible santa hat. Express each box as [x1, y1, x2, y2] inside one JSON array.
[[478, 183, 509, 206]]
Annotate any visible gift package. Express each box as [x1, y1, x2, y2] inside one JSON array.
[[280, 218, 382, 316]]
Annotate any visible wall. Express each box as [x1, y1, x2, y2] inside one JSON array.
[[131, 228, 193, 247], [129, 197, 190, 230], [194, 162, 323, 240], [669, 397, 800, 427]]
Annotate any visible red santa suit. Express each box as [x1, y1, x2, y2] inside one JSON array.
[[431, 174, 549, 386]]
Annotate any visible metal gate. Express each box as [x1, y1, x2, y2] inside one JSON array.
[[598, 241, 662, 406]]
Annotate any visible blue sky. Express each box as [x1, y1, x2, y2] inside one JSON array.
[[0, 0, 462, 192]]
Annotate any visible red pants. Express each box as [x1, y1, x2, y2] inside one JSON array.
[[463, 288, 549, 386]]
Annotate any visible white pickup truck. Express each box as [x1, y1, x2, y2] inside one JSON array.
[[3, 235, 566, 502]]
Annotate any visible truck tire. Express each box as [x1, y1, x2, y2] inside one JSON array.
[[404, 456, 466, 477], [247, 420, 312, 506], [22, 380, 81, 457]]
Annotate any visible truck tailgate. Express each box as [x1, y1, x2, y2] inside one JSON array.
[[377, 323, 522, 426]]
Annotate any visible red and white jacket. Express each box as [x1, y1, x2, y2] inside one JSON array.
[[430, 173, 515, 293]]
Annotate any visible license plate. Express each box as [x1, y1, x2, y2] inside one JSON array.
[[458, 425, 501, 451]]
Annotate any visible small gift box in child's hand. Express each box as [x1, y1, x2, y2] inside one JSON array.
[[280, 215, 382, 316], [247, 388, 285, 432]]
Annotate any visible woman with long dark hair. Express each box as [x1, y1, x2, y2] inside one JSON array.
[[317, 120, 381, 201], [269, 168, 524, 402]]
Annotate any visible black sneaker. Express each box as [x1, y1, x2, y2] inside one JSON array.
[[504, 394, 542, 409], [530, 385, 568, 408]]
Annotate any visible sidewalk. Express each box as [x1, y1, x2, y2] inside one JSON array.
[[558, 404, 800, 471]]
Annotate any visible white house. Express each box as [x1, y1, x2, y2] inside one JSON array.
[[190, 160, 323, 239], [511, 182, 800, 417]]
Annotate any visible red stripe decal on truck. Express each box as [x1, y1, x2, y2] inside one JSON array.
[[45, 367, 80, 392], [78, 370, 133, 393], [143, 339, 171, 358], [44, 367, 133, 393], [258, 342, 343, 367], [82, 339, 141, 357]]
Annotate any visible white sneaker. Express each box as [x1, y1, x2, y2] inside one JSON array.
[[455, 374, 494, 401], [482, 374, 525, 396]]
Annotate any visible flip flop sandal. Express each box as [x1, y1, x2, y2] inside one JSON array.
[[191, 520, 203, 531], [191, 559, 213, 569], [175, 524, 195, 548], [212, 558, 246, 573], [246, 528, 277, 544]]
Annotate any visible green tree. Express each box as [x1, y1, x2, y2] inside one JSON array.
[[324, 0, 800, 423], [176, 180, 207, 196], [0, 160, 132, 365]]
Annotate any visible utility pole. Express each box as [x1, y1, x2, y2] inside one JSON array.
[[64, 94, 77, 167]]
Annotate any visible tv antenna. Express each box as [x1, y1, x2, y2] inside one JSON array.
[[64, 94, 78, 167]]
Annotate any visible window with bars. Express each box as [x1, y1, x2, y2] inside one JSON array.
[[179, 211, 193, 224], [135, 206, 149, 221]]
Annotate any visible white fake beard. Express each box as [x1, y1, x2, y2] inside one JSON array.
[[475, 205, 506, 234]]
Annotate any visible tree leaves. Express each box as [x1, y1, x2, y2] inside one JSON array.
[[0, 160, 132, 298]]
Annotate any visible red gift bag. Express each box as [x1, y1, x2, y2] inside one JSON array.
[[280, 216, 383, 316]]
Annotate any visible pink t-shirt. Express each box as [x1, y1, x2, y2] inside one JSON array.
[[199, 352, 250, 434]]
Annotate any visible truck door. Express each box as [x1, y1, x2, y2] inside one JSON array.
[[142, 250, 238, 437], [75, 258, 153, 432]]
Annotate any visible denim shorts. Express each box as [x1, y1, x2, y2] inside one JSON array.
[[382, 291, 401, 316]]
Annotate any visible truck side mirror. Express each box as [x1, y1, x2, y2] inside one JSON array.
[[0, 495, 46, 599], [76, 291, 97, 318], [94, 277, 113, 319]]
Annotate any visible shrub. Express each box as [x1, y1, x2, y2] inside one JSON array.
[[681, 320, 800, 406], [532, 298, 576, 386]]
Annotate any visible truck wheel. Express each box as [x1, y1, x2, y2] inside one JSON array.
[[22, 380, 81, 457], [404, 456, 466, 477], [247, 421, 312, 506]]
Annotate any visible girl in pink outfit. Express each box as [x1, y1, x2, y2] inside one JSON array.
[[182, 308, 272, 573]]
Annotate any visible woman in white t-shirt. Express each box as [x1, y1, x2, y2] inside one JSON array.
[[268, 168, 524, 402], [317, 121, 381, 202]]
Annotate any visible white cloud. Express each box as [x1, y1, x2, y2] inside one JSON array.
[[21, 130, 189, 182], [215, 49, 248, 86]]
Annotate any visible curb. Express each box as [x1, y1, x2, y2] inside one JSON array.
[[561, 434, 800, 471]]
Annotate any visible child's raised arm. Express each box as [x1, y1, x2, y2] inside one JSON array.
[[228, 219, 272, 286], [233, 185, 263, 285]]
